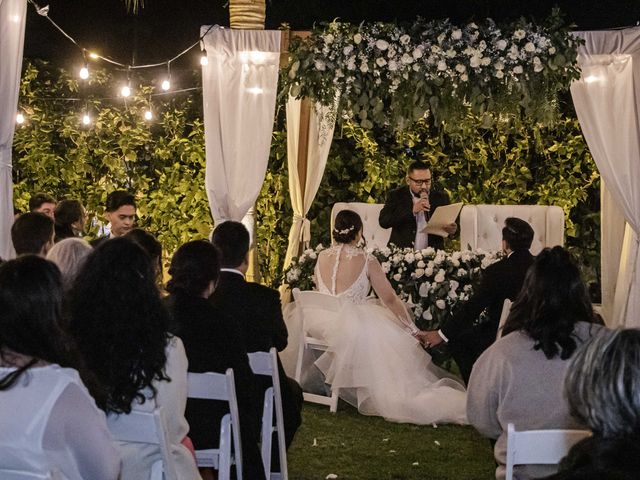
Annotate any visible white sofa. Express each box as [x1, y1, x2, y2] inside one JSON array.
[[330, 202, 390, 250], [459, 205, 565, 255]]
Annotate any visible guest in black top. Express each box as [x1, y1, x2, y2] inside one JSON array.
[[417, 217, 535, 384], [379, 160, 456, 251], [53, 199, 86, 242], [165, 240, 265, 480], [544, 329, 640, 480], [210, 221, 303, 462]]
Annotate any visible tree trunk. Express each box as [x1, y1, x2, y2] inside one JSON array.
[[228, 0, 266, 29]]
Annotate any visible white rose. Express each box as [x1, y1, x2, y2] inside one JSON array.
[[481, 57, 491, 66], [457, 268, 467, 276], [381, 262, 391, 273], [422, 309, 433, 320], [309, 251, 317, 259], [496, 39, 508, 51], [449, 280, 459, 291], [417, 260, 426, 268], [478, 40, 487, 51], [451, 29, 463, 40], [324, 34, 334, 44], [513, 65, 524, 74], [524, 42, 536, 52], [452, 259, 460, 267], [468, 22, 478, 29], [448, 289, 458, 299], [347, 57, 356, 70], [419, 282, 431, 297], [470, 56, 481, 68], [401, 53, 413, 64], [353, 33, 363, 44], [400, 34, 411, 45], [437, 32, 446, 44], [437, 60, 447, 71], [415, 253, 423, 260], [513, 29, 526, 40], [549, 46, 556, 54], [415, 268, 425, 278], [494, 60, 505, 70], [376, 39, 389, 51], [434, 270, 446, 283], [423, 247, 436, 257], [460, 73, 468, 81], [376, 57, 387, 67], [388, 59, 398, 71], [455, 64, 466, 73], [412, 47, 424, 59], [404, 253, 415, 263], [360, 63, 369, 73], [314, 59, 326, 71], [446, 48, 456, 58], [436, 299, 446, 310], [425, 267, 434, 277], [412, 63, 420, 71], [495, 70, 504, 79], [393, 273, 402, 282], [464, 284, 473, 292]]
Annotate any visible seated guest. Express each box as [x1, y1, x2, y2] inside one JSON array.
[[466, 246, 603, 480], [54, 199, 87, 242], [0, 256, 119, 480], [91, 190, 136, 248], [211, 221, 303, 458], [11, 212, 55, 256], [29, 192, 57, 219], [69, 238, 200, 480], [47, 237, 92, 293], [165, 240, 265, 479], [418, 217, 535, 384], [544, 329, 640, 479]]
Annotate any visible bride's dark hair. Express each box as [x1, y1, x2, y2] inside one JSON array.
[[333, 210, 363, 244]]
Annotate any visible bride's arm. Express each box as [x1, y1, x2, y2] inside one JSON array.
[[368, 256, 419, 335]]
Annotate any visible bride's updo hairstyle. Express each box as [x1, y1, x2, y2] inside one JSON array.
[[332, 209, 363, 244]]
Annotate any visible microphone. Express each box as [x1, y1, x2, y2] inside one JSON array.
[[420, 189, 430, 221]]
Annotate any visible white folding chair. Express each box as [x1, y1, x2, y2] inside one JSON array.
[[496, 299, 512, 340], [187, 369, 243, 480], [505, 423, 591, 480], [0, 470, 54, 480], [248, 348, 288, 480], [107, 405, 178, 480], [291, 288, 340, 413]]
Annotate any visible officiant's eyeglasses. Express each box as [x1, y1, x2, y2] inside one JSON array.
[[408, 177, 432, 186]]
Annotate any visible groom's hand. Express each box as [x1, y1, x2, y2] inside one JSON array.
[[415, 330, 444, 348]]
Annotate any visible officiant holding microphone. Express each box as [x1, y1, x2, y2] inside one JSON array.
[[379, 160, 457, 251]]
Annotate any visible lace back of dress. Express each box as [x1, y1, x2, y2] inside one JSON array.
[[330, 244, 343, 296]]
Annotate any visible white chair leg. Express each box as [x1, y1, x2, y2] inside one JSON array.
[[329, 388, 339, 413]]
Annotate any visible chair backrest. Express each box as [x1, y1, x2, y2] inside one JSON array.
[[0, 470, 54, 480], [331, 202, 390, 249], [291, 288, 343, 340], [187, 369, 243, 480], [248, 348, 288, 480], [460, 205, 564, 255], [505, 423, 591, 480], [496, 299, 512, 340], [107, 406, 178, 480]]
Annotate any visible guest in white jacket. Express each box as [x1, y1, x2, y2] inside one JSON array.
[[69, 237, 200, 480], [0, 255, 120, 480]]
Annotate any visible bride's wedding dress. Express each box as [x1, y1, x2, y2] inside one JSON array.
[[312, 244, 467, 425]]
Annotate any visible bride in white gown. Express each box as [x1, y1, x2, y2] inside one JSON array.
[[311, 209, 467, 425]]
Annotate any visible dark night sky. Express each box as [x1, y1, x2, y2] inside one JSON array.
[[24, 0, 640, 70]]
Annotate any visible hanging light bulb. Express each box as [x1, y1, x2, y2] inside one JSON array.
[[88, 52, 99, 60], [79, 65, 89, 80], [200, 54, 208, 66], [144, 109, 153, 121], [121, 84, 131, 97], [161, 78, 171, 91], [82, 113, 92, 126], [16, 112, 25, 124]]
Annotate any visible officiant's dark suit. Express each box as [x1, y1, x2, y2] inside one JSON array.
[[210, 221, 303, 459], [439, 218, 535, 384], [379, 185, 451, 251]]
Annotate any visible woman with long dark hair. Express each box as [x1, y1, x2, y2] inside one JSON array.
[[467, 246, 604, 480], [69, 238, 199, 480], [54, 199, 86, 242], [0, 256, 119, 479]]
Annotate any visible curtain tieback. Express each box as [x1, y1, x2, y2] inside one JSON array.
[[293, 214, 311, 244]]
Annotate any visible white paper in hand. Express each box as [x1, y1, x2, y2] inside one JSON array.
[[422, 202, 463, 237]]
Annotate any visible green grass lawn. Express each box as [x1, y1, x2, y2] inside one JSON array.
[[287, 402, 495, 479]]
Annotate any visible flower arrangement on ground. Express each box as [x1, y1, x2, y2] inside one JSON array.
[[284, 244, 501, 330]]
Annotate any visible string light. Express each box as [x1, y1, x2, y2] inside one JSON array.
[[88, 52, 99, 60], [82, 113, 92, 126], [79, 65, 89, 79], [200, 53, 208, 66], [144, 109, 153, 121], [16, 112, 25, 124], [161, 62, 171, 91]]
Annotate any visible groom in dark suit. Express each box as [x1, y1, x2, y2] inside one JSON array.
[[379, 160, 457, 251], [210, 221, 303, 463], [417, 217, 535, 384]]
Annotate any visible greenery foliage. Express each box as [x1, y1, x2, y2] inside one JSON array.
[[281, 9, 581, 130]]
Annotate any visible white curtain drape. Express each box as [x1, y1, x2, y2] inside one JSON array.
[[282, 95, 337, 271], [571, 28, 640, 327], [200, 25, 281, 224], [0, 0, 26, 260]]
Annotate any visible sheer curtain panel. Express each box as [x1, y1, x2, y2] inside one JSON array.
[[571, 28, 640, 327], [200, 25, 281, 225], [0, 0, 26, 260]]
